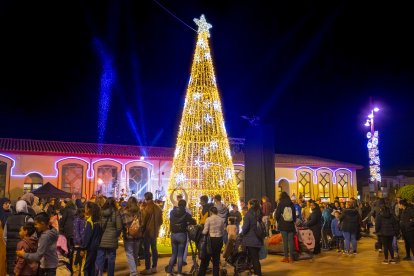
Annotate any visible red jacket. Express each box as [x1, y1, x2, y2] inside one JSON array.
[[14, 236, 38, 275]]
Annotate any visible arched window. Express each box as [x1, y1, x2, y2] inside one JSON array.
[[61, 163, 84, 197], [128, 166, 148, 199], [234, 168, 245, 201], [297, 170, 312, 199], [336, 171, 350, 198], [24, 173, 43, 193], [318, 172, 331, 199], [97, 165, 118, 197], [0, 161, 6, 197]]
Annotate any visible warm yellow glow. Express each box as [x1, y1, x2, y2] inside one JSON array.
[[160, 15, 240, 240]]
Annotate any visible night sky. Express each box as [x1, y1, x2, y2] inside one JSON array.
[[1, 1, 413, 177]]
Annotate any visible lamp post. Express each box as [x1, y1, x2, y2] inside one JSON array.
[[364, 107, 381, 198]]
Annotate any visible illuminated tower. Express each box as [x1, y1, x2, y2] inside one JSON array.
[[161, 15, 240, 237]]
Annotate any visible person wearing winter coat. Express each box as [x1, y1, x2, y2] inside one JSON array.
[[304, 201, 322, 254], [16, 212, 59, 276], [0, 198, 12, 229], [140, 192, 163, 275], [340, 201, 361, 255], [375, 205, 399, 264], [121, 197, 142, 276], [95, 197, 122, 276], [14, 222, 38, 276], [59, 200, 76, 255], [331, 210, 344, 252], [81, 202, 102, 276], [4, 200, 34, 275], [199, 206, 225, 276], [166, 199, 196, 276], [72, 207, 85, 276], [20, 193, 37, 218], [398, 199, 414, 261], [275, 192, 297, 263], [241, 199, 264, 276]]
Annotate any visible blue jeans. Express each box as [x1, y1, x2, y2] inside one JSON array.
[[281, 231, 295, 258], [167, 232, 187, 274], [95, 248, 116, 276], [144, 237, 158, 270], [124, 239, 141, 275], [343, 232, 357, 253]]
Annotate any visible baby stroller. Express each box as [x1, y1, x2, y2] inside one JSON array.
[[223, 235, 254, 276], [184, 224, 203, 276]]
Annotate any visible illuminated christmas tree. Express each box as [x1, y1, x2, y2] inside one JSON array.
[[161, 15, 240, 237]]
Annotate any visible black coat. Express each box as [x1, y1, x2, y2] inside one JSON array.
[[340, 208, 361, 233], [59, 205, 76, 239], [400, 205, 414, 233], [306, 206, 322, 233], [242, 209, 264, 248], [375, 207, 399, 237], [169, 206, 196, 233], [275, 199, 296, 232]]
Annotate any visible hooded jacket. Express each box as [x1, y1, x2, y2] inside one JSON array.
[[375, 207, 399, 236], [214, 202, 229, 224], [275, 198, 297, 232], [14, 236, 39, 275], [24, 227, 59, 269], [170, 206, 196, 233], [0, 197, 12, 228], [340, 208, 361, 233]]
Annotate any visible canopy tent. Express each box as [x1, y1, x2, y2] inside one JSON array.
[[31, 182, 72, 199]]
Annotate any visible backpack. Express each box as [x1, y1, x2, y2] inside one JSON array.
[[282, 206, 293, 222], [127, 216, 142, 238], [255, 219, 267, 240]]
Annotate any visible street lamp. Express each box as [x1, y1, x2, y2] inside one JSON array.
[[364, 107, 381, 196]]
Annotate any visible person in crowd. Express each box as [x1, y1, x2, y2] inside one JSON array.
[[21, 193, 37, 217], [121, 196, 142, 276], [321, 203, 333, 250], [198, 206, 225, 276], [398, 199, 414, 261], [331, 210, 344, 252], [375, 205, 399, 264], [291, 195, 302, 223], [301, 200, 311, 223], [72, 207, 85, 276], [213, 194, 228, 225], [340, 201, 361, 255], [361, 202, 371, 234], [174, 194, 191, 266], [16, 212, 59, 276], [14, 221, 38, 276], [199, 195, 213, 226], [166, 199, 196, 276], [59, 199, 76, 262], [32, 196, 43, 215], [140, 192, 163, 275], [275, 192, 296, 263], [241, 199, 263, 276], [304, 201, 322, 255], [229, 204, 242, 233], [223, 217, 238, 260], [242, 206, 248, 218], [332, 201, 341, 212], [339, 201, 346, 211], [95, 197, 122, 276], [262, 196, 273, 237], [0, 198, 12, 229], [4, 199, 34, 275], [394, 197, 402, 217], [81, 201, 101, 276], [0, 211, 6, 276], [46, 198, 58, 217]]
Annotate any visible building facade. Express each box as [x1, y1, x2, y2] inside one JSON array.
[[0, 138, 362, 202]]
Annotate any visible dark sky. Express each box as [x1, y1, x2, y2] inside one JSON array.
[[1, 1, 413, 176]]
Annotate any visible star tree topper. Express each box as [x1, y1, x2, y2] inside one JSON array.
[[194, 14, 212, 37]]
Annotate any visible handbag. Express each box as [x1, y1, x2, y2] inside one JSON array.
[[198, 233, 212, 259], [259, 245, 268, 260]]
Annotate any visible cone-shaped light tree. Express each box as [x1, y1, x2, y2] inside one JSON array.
[[160, 15, 240, 238]]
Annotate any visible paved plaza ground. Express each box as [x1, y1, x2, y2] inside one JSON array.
[[110, 235, 414, 276]]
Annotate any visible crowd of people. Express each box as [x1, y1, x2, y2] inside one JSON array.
[[0, 190, 413, 276]]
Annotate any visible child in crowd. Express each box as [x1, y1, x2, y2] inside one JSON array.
[[229, 204, 242, 232], [81, 202, 102, 276], [16, 212, 59, 276], [72, 208, 86, 275], [14, 222, 39, 276], [223, 217, 238, 259], [331, 210, 344, 252]]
